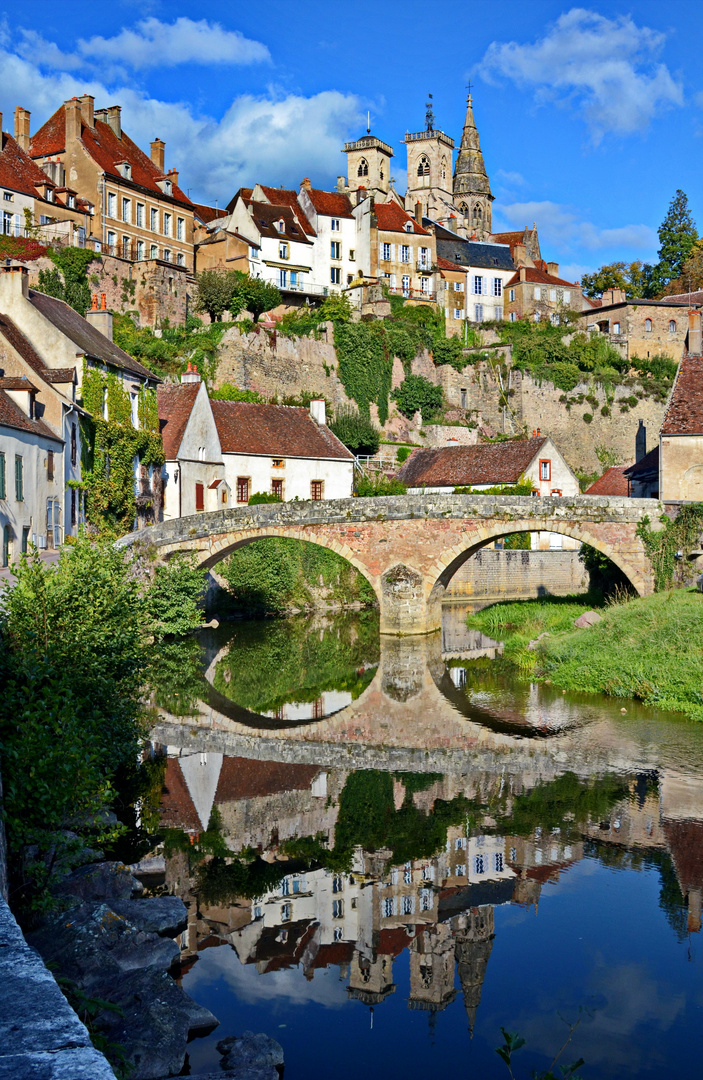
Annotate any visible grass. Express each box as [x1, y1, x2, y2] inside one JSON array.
[[468, 590, 703, 721]]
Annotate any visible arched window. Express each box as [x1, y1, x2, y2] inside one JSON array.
[[472, 203, 483, 227], [441, 155, 447, 181], [417, 155, 430, 177], [379, 165, 384, 180], [357, 158, 368, 177], [459, 202, 469, 218], [669, 319, 677, 333], [613, 321, 621, 334], [645, 318, 652, 332]]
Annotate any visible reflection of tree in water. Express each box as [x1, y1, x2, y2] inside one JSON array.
[[150, 637, 207, 716], [210, 613, 380, 714], [587, 840, 688, 942]]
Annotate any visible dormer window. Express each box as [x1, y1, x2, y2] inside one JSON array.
[[117, 161, 131, 181], [404, 221, 413, 233], [46, 189, 53, 203], [68, 195, 75, 208], [156, 178, 172, 196], [276, 219, 285, 234]]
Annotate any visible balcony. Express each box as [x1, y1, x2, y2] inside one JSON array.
[[416, 258, 433, 272], [387, 287, 436, 303]]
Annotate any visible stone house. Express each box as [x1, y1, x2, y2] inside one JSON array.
[[579, 289, 696, 363], [504, 264, 582, 324], [397, 435, 580, 549], [433, 224, 515, 327], [355, 197, 436, 304], [1, 114, 91, 246], [658, 311, 703, 501], [157, 368, 226, 521], [27, 96, 195, 269], [436, 256, 470, 336]]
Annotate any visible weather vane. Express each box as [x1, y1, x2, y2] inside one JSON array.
[[466, 79, 473, 100], [425, 93, 435, 132]]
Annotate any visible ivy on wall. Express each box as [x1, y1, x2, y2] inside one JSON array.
[[334, 322, 393, 424], [37, 247, 100, 316], [80, 361, 163, 534], [637, 503, 703, 590]]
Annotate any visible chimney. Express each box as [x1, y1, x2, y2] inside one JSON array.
[[0, 264, 29, 299], [519, 266, 527, 282], [0, 112, 3, 135], [336, 175, 345, 192], [688, 309, 702, 355], [636, 419, 647, 463], [300, 177, 311, 191], [79, 94, 94, 128], [547, 261, 559, 277], [106, 106, 121, 139], [309, 399, 326, 425], [513, 242, 527, 266], [168, 167, 179, 188], [415, 200, 422, 225], [65, 98, 81, 145], [85, 302, 113, 342], [447, 215, 457, 234], [14, 106, 30, 151], [181, 361, 201, 384], [150, 138, 165, 173], [95, 108, 108, 124]]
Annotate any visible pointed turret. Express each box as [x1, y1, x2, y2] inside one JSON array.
[[453, 94, 494, 237]]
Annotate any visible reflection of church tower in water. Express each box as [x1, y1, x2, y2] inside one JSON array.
[[408, 924, 457, 1012], [454, 906, 495, 1033], [453, 93, 494, 238]]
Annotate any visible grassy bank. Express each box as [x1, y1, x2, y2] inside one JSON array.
[[468, 590, 703, 721], [467, 593, 603, 672]]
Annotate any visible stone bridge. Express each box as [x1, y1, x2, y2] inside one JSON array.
[[117, 493, 661, 635]]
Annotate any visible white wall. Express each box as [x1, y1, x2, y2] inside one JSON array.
[[0, 424, 64, 560], [297, 193, 358, 293], [222, 452, 353, 503], [0, 186, 33, 237]]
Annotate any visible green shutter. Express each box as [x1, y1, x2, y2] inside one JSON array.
[[15, 455, 23, 502], [0, 453, 5, 499]]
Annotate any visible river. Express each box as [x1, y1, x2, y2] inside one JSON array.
[[145, 606, 703, 1078]]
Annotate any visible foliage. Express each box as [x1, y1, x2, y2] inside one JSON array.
[[141, 553, 206, 638], [220, 537, 377, 615], [396, 445, 412, 464], [210, 381, 264, 402], [112, 312, 228, 383], [318, 292, 354, 323], [329, 406, 381, 455], [334, 321, 393, 423], [495, 320, 627, 393], [57, 977, 131, 1080], [0, 232, 49, 262], [248, 491, 283, 504], [194, 269, 245, 322], [149, 636, 205, 716], [536, 589, 703, 721], [237, 275, 282, 322], [665, 238, 703, 295], [355, 473, 407, 497], [637, 503, 703, 590], [210, 612, 379, 714], [0, 537, 148, 912], [37, 246, 98, 315], [496, 1018, 585, 1080], [656, 189, 698, 290], [392, 374, 443, 419], [581, 260, 649, 300], [454, 480, 535, 496], [580, 543, 633, 596]]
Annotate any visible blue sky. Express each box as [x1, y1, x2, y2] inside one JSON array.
[[1, 0, 701, 282]]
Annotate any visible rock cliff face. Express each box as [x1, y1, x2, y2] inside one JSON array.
[[214, 325, 667, 473]]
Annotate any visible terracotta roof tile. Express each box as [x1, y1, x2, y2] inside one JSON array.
[[0, 375, 36, 390], [211, 401, 354, 460], [375, 202, 429, 235], [41, 368, 75, 383], [30, 105, 193, 208], [0, 131, 58, 199], [437, 255, 465, 272], [305, 188, 354, 219], [505, 266, 578, 289], [397, 437, 548, 487], [663, 819, 703, 893], [193, 203, 226, 224], [660, 355, 703, 435], [248, 200, 313, 244], [157, 383, 200, 459], [257, 186, 315, 235], [0, 387, 62, 441], [585, 465, 630, 496], [214, 757, 319, 803], [159, 758, 202, 832]]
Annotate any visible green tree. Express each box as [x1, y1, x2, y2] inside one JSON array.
[[656, 189, 698, 288], [581, 261, 643, 299], [237, 276, 282, 323], [194, 269, 244, 322], [210, 382, 263, 402], [329, 407, 381, 455], [664, 238, 703, 295], [141, 552, 207, 639], [392, 374, 443, 419]]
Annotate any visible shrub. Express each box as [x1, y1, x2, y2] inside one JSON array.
[[248, 491, 283, 505], [583, 412, 593, 423], [355, 474, 407, 497], [396, 446, 412, 464], [329, 407, 381, 455], [142, 552, 207, 638], [392, 374, 443, 419], [210, 382, 263, 402]]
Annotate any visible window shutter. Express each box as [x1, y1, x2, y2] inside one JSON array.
[[0, 453, 5, 499], [15, 455, 22, 501]]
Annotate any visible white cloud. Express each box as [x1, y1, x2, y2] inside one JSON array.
[[478, 8, 683, 141], [493, 199, 657, 257]]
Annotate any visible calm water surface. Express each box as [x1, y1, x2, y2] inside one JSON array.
[[146, 607, 703, 1078]]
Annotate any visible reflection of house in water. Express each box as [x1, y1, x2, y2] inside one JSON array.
[[263, 689, 354, 723]]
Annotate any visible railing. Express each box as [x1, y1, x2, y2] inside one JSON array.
[[416, 259, 432, 271], [279, 281, 337, 297], [404, 128, 455, 147], [387, 287, 436, 302], [1, 220, 88, 248]]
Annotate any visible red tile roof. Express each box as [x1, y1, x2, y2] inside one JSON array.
[[585, 465, 630, 496], [157, 383, 200, 459], [211, 401, 354, 460], [193, 203, 226, 225], [257, 185, 316, 236], [214, 757, 319, 803], [248, 201, 313, 245], [159, 757, 202, 832], [30, 105, 193, 209], [660, 355, 703, 435], [0, 131, 58, 201], [505, 266, 578, 289], [305, 189, 354, 219], [437, 255, 465, 272], [0, 375, 36, 390], [397, 437, 548, 487], [0, 387, 62, 442], [663, 819, 703, 894], [374, 202, 429, 235]]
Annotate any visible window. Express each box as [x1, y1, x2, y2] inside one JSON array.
[[136, 203, 144, 227], [3, 192, 12, 201], [613, 321, 621, 334], [420, 889, 433, 912], [549, 288, 557, 302], [510, 311, 517, 322], [401, 244, 410, 263], [333, 926, 344, 942], [357, 158, 368, 177], [539, 460, 551, 481], [277, 269, 288, 289], [0, 452, 5, 499], [401, 895, 414, 915], [331, 267, 341, 284], [454, 308, 463, 320], [70, 423, 77, 468], [534, 312, 541, 322], [276, 219, 285, 234], [281, 903, 291, 922], [474, 854, 485, 875], [420, 277, 429, 295], [550, 313, 559, 326], [2, 525, 9, 568], [454, 281, 464, 292], [279, 241, 289, 260], [494, 852, 504, 873], [669, 319, 677, 333], [22, 526, 29, 553], [163, 249, 171, 262], [47, 451, 54, 481], [404, 866, 412, 885], [419, 246, 429, 269], [332, 899, 344, 919], [534, 286, 541, 299], [332, 875, 344, 894], [107, 230, 116, 250], [70, 489, 77, 527], [330, 218, 340, 231], [137, 240, 145, 260], [494, 306, 503, 321], [150, 208, 158, 231], [349, 248, 355, 261], [563, 290, 571, 304], [509, 288, 515, 302], [122, 236, 130, 258], [645, 318, 652, 332], [122, 197, 131, 223], [236, 477, 249, 503], [177, 217, 184, 240], [271, 478, 283, 498], [474, 304, 484, 322], [402, 275, 410, 297], [67, 195, 75, 209], [473, 275, 483, 294], [150, 244, 158, 259], [163, 212, 172, 236], [15, 455, 23, 501], [272, 458, 285, 469], [195, 482, 204, 512], [107, 192, 117, 218], [330, 240, 341, 259], [460, 388, 468, 409], [382, 897, 395, 918], [493, 278, 502, 297], [311, 480, 324, 500], [417, 155, 430, 176], [381, 242, 391, 261]]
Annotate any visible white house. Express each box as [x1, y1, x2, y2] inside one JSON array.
[[211, 397, 354, 504], [296, 182, 358, 292], [221, 187, 316, 296], [397, 435, 580, 550], [157, 367, 226, 520]]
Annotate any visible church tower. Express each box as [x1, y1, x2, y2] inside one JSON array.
[[453, 92, 493, 238], [404, 95, 455, 221], [344, 132, 393, 201]]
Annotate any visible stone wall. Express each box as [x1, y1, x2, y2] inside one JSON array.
[[445, 548, 588, 601], [211, 327, 666, 473]]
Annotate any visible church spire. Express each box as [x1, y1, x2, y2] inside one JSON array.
[[453, 91, 492, 199]]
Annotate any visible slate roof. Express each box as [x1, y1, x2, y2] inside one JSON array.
[[214, 757, 319, 803], [623, 446, 659, 479], [375, 201, 429, 235], [585, 465, 630, 496], [30, 104, 193, 209], [211, 401, 354, 460], [28, 290, 157, 381], [430, 222, 514, 271], [505, 266, 578, 289], [0, 387, 62, 441], [660, 355, 703, 435], [305, 188, 354, 219], [397, 437, 547, 487], [157, 383, 200, 459], [247, 201, 313, 245]]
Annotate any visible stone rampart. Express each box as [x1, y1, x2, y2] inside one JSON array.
[[445, 548, 588, 601]]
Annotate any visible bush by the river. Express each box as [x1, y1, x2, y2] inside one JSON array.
[[468, 594, 602, 673]]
